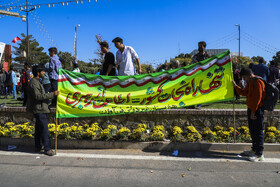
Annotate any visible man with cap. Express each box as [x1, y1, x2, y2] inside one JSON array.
[[112, 37, 142, 76], [26, 65, 59, 156]]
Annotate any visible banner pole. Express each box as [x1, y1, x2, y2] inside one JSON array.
[[55, 117, 58, 155], [233, 99, 236, 143]]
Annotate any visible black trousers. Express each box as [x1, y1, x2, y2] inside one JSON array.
[[34, 113, 51, 151], [247, 107, 264, 156]]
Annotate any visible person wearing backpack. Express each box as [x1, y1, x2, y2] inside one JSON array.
[[232, 67, 266, 162]]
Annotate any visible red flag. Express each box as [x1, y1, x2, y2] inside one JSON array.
[[12, 36, 21, 43]]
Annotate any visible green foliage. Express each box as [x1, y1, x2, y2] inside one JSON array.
[[251, 56, 265, 64], [13, 33, 49, 65], [141, 64, 154, 74], [58, 51, 74, 70], [270, 51, 280, 65]]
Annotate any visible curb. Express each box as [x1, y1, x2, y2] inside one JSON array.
[[1, 137, 280, 152]]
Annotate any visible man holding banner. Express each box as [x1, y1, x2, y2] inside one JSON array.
[[27, 65, 59, 156], [112, 37, 142, 76]]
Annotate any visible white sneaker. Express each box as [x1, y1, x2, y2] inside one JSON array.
[[243, 149, 255, 156], [248, 154, 264, 162]]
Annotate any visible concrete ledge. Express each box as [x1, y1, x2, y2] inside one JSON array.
[[1, 137, 279, 152], [2, 106, 280, 115]]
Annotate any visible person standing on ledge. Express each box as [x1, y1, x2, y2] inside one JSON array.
[[99, 41, 116, 76], [48, 47, 62, 107], [112, 37, 142, 76], [26, 65, 59, 156], [232, 67, 266, 162]]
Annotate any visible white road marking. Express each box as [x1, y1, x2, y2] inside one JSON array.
[[0, 150, 280, 163]]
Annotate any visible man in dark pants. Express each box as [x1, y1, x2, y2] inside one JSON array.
[[26, 65, 59, 156], [48, 47, 62, 107], [23, 63, 33, 106], [233, 67, 265, 162]]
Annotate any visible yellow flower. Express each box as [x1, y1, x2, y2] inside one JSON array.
[[214, 126, 223, 132], [172, 126, 183, 135], [153, 125, 165, 132], [117, 127, 131, 135], [266, 132, 276, 138], [137, 124, 147, 129], [267, 127, 277, 132], [108, 125, 117, 130], [186, 126, 198, 133]]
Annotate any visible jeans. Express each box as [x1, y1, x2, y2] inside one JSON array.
[[50, 79, 58, 106], [247, 107, 264, 156], [34, 113, 52, 151], [12, 85, 16, 99]]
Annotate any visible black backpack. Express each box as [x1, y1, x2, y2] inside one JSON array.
[[254, 77, 279, 111]]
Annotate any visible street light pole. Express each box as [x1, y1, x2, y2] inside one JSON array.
[[26, 0, 29, 63], [235, 24, 241, 68], [74, 24, 80, 59]]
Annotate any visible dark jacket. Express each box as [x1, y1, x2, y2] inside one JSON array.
[[26, 77, 54, 114]]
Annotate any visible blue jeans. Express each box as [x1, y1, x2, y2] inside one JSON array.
[[34, 113, 52, 151], [247, 107, 264, 156], [12, 85, 17, 99]]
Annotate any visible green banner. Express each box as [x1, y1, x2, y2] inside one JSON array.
[[56, 50, 234, 118]]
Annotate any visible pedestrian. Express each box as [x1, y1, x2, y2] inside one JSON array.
[[26, 65, 59, 156], [0, 68, 6, 98], [268, 61, 279, 86], [4, 68, 10, 99], [232, 67, 265, 162], [99, 41, 116, 76], [42, 62, 51, 93], [191, 41, 210, 64], [9, 66, 17, 99], [23, 63, 33, 106], [251, 58, 270, 81], [48, 47, 62, 107], [112, 37, 142, 76]]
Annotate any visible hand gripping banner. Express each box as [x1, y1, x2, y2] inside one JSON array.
[[56, 50, 234, 118]]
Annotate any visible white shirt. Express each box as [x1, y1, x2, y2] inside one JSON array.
[[116, 46, 139, 76], [73, 68, 80, 73]]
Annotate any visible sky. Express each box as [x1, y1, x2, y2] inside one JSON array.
[[0, 0, 280, 67]]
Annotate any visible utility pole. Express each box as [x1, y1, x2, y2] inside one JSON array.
[[22, 0, 35, 64], [235, 24, 241, 68]]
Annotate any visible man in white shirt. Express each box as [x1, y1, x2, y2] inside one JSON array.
[[112, 37, 142, 76]]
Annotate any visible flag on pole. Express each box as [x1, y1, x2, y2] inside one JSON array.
[[12, 36, 21, 43]]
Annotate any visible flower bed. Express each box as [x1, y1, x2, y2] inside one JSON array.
[[1, 122, 280, 143]]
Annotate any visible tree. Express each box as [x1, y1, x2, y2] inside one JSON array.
[[251, 56, 265, 64], [57, 51, 74, 70], [88, 34, 104, 66], [270, 51, 280, 65], [140, 64, 155, 74], [13, 33, 49, 64]]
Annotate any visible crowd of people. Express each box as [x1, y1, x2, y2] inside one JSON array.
[[0, 38, 278, 161]]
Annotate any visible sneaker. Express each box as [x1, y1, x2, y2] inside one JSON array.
[[44, 149, 55, 156], [243, 149, 255, 156], [248, 154, 264, 162]]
